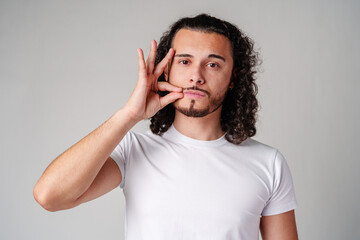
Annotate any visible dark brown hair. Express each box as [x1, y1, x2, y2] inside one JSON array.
[[150, 13, 259, 144]]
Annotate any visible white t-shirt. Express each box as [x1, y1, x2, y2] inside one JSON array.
[[110, 125, 297, 240]]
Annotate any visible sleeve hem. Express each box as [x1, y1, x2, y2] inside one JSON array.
[[261, 200, 298, 216]]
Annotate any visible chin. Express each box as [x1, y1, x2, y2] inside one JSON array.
[[176, 107, 211, 118], [173, 100, 211, 118]]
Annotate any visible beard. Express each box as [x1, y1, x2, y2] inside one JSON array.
[[174, 90, 225, 118]]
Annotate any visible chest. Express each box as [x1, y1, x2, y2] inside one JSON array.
[[124, 146, 271, 220]]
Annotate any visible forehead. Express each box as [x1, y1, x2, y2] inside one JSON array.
[[171, 28, 233, 60]]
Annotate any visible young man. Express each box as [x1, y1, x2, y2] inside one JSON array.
[[34, 14, 298, 240]]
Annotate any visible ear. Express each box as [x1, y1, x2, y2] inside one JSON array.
[[230, 80, 235, 88]]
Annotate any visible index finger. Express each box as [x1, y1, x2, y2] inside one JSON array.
[[157, 81, 183, 93]]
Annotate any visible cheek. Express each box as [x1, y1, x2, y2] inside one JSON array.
[[206, 68, 232, 83], [210, 77, 231, 93], [212, 87, 228, 101], [209, 79, 231, 101], [168, 69, 183, 85]]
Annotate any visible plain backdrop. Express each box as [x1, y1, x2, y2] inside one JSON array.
[[1, 0, 359, 239]]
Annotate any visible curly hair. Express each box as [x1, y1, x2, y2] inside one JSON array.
[[150, 13, 259, 145]]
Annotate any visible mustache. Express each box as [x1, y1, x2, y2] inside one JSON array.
[[182, 86, 210, 96]]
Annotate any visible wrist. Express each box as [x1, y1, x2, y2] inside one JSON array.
[[116, 106, 142, 126]]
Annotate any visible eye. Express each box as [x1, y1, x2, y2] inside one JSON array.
[[208, 63, 219, 68], [179, 60, 189, 65]]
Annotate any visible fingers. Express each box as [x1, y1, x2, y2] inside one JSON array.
[[154, 48, 174, 79], [138, 42, 174, 92], [159, 92, 184, 109], [146, 40, 157, 75], [157, 82, 183, 109], [157, 81, 182, 93], [137, 48, 146, 79], [139, 41, 174, 79]]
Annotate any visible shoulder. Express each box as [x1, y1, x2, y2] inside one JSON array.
[[240, 138, 277, 152], [228, 138, 279, 162], [122, 130, 168, 147]]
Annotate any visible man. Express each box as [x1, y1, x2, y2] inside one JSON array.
[[34, 14, 298, 240]]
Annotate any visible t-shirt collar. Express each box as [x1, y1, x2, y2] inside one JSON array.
[[162, 124, 228, 147]]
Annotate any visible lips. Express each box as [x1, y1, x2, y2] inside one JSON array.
[[183, 90, 207, 99]]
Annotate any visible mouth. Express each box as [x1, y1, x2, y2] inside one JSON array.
[[183, 89, 207, 99]]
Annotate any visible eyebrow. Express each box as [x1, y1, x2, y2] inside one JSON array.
[[174, 53, 226, 62]]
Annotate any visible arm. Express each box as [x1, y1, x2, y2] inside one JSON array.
[[33, 109, 134, 212], [33, 40, 183, 211], [260, 210, 298, 240]]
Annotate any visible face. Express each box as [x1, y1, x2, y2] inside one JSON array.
[[166, 28, 234, 118]]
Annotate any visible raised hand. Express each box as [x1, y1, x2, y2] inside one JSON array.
[[124, 40, 183, 122]]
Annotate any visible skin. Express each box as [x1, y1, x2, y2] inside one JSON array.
[[260, 210, 299, 240], [33, 28, 298, 240], [167, 29, 234, 120]]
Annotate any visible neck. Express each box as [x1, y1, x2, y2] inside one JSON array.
[[172, 107, 224, 141]]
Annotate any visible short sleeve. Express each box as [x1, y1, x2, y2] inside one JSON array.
[[110, 132, 133, 189], [261, 150, 298, 216]]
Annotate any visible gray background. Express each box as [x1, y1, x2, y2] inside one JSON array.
[[1, 0, 359, 239]]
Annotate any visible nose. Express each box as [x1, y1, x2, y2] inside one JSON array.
[[190, 65, 205, 85], [190, 78, 205, 85]]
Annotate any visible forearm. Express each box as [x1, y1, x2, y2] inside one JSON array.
[[33, 107, 138, 210]]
